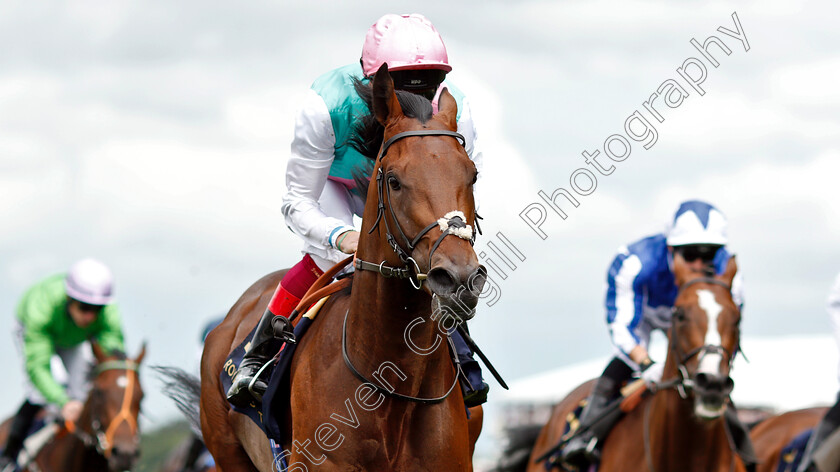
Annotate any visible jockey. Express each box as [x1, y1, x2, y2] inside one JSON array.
[[797, 272, 840, 472], [561, 200, 756, 470], [226, 13, 488, 408], [0, 259, 124, 469]]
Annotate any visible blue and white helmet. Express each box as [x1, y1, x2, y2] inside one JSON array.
[[665, 200, 728, 247]]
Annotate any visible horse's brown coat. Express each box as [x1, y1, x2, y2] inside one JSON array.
[[200, 64, 484, 471]]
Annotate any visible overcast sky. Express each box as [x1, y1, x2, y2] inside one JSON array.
[[2, 0, 839, 462]]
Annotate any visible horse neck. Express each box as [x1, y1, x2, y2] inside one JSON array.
[[649, 364, 734, 471], [39, 410, 107, 472], [347, 237, 454, 397]]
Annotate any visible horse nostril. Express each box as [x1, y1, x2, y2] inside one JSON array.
[[467, 266, 487, 294], [723, 377, 735, 394], [695, 372, 734, 395], [426, 267, 457, 296], [695, 372, 711, 390]]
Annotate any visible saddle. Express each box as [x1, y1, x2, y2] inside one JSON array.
[[542, 380, 649, 470], [219, 291, 337, 436]]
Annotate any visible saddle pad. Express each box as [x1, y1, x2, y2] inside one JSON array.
[[776, 429, 812, 472], [218, 313, 318, 442], [541, 400, 588, 471]]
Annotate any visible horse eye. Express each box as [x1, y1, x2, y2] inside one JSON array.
[[471, 172, 478, 185], [388, 176, 401, 191], [673, 308, 686, 322]]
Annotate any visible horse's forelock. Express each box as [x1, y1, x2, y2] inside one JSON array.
[[350, 78, 437, 195]]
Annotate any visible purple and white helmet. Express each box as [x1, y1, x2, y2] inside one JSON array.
[[361, 13, 452, 77], [65, 258, 115, 305]]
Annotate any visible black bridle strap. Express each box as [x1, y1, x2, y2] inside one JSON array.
[[354, 258, 422, 280], [341, 309, 460, 404], [665, 276, 738, 398], [378, 130, 465, 161], [362, 128, 477, 288]]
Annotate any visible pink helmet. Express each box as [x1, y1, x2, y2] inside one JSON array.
[[65, 258, 115, 305], [361, 13, 452, 77]]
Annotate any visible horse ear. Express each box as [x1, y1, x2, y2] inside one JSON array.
[[134, 341, 147, 365], [719, 255, 738, 286], [372, 63, 403, 126], [91, 341, 107, 363], [435, 87, 458, 131], [672, 249, 692, 287]]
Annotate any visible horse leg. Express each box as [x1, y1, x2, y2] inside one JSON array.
[[468, 405, 483, 459], [201, 328, 260, 472], [229, 412, 275, 472], [200, 392, 258, 472]]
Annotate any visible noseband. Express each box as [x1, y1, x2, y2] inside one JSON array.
[[355, 129, 481, 289]]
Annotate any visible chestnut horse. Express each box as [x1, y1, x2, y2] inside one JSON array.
[[526, 254, 744, 472], [0, 343, 145, 472], [200, 64, 486, 471], [750, 407, 827, 472]]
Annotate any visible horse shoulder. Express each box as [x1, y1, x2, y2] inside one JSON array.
[[598, 395, 649, 471]]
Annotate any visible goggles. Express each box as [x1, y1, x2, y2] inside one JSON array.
[[674, 244, 722, 263]]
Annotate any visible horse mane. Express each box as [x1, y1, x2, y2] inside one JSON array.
[[349, 78, 435, 195]]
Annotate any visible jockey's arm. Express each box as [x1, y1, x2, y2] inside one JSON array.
[[281, 89, 355, 251], [453, 93, 483, 212], [18, 294, 71, 407], [605, 249, 649, 368], [731, 268, 745, 312], [828, 273, 840, 370]]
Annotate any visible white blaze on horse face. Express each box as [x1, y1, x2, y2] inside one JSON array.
[[116, 375, 128, 388], [696, 289, 723, 375]]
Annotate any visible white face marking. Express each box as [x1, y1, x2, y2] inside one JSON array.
[[116, 375, 128, 388], [696, 289, 723, 374]]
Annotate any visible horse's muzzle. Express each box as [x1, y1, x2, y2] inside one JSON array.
[[426, 265, 487, 320], [692, 372, 734, 420], [108, 445, 140, 471]]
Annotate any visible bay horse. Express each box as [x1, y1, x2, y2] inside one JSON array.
[[749, 407, 827, 472], [525, 253, 745, 472], [0, 343, 145, 472], [200, 63, 487, 471]]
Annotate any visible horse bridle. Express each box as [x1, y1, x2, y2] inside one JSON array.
[[657, 277, 736, 399], [345, 129, 478, 403], [354, 129, 481, 290], [639, 276, 740, 472], [71, 360, 140, 459]]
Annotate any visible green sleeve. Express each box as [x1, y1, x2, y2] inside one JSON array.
[[18, 291, 70, 406], [96, 305, 125, 354]]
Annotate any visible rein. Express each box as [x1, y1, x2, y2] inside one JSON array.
[[355, 129, 480, 289], [70, 360, 140, 459], [341, 309, 461, 404]]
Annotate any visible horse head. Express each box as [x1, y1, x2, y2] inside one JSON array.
[[359, 63, 487, 320], [85, 342, 146, 471], [668, 253, 740, 420]]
